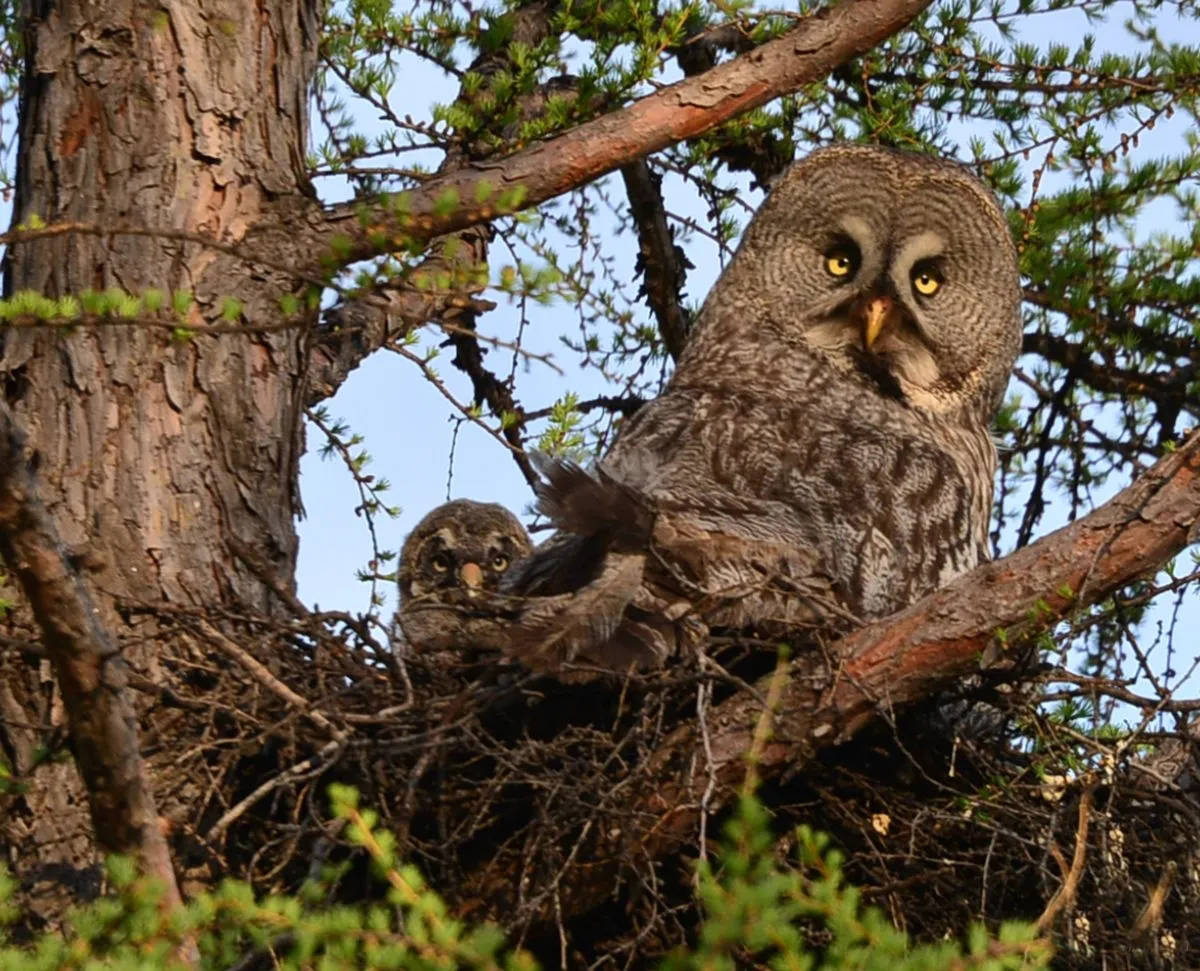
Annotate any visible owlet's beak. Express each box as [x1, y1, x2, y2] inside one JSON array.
[[459, 561, 484, 591], [855, 294, 901, 351]]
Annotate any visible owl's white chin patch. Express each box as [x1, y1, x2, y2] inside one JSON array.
[[804, 320, 953, 411], [885, 343, 952, 411]]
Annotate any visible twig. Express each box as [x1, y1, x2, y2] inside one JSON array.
[[197, 621, 348, 741], [1131, 861, 1176, 937], [620, 160, 691, 361], [443, 318, 539, 487], [1035, 785, 1094, 933], [305, 407, 395, 612], [206, 737, 347, 840], [0, 220, 332, 292]]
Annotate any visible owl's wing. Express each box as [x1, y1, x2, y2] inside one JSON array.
[[398, 550, 666, 675], [481, 456, 848, 673], [648, 511, 850, 635]]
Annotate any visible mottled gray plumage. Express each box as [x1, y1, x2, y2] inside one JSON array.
[[396, 500, 532, 648], [407, 144, 1022, 675]]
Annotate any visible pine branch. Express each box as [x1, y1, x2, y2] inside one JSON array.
[[313, 0, 934, 270]]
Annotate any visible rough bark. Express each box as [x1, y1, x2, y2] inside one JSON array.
[[0, 402, 180, 907], [0, 0, 320, 914]]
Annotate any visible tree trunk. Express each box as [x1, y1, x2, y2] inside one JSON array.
[[0, 0, 318, 921]]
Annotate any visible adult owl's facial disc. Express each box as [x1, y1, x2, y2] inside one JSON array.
[[742, 144, 1021, 419]]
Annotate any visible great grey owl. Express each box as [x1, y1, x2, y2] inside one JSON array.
[[397, 499, 532, 625], [402, 143, 1022, 675]]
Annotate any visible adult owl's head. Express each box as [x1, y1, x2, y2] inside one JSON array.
[[398, 499, 532, 604], [694, 143, 1022, 421]]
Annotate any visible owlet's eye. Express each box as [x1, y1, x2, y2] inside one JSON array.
[[491, 553, 510, 571], [824, 247, 857, 278], [912, 263, 943, 297], [431, 552, 452, 573]]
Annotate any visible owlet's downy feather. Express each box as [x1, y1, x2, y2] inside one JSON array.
[[401, 143, 1022, 676], [396, 500, 532, 650]]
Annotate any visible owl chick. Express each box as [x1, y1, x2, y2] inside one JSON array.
[[397, 499, 532, 607]]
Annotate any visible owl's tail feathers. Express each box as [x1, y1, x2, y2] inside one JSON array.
[[529, 452, 655, 545]]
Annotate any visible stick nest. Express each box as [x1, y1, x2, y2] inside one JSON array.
[[7, 602, 1199, 969]]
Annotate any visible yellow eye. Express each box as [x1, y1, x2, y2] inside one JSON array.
[[912, 267, 942, 296], [491, 553, 509, 571], [431, 552, 451, 573], [825, 249, 855, 278]]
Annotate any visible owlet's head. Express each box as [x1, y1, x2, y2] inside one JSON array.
[[398, 499, 532, 604]]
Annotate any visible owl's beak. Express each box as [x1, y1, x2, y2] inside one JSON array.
[[459, 561, 484, 590], [857, 295, 900, 350]]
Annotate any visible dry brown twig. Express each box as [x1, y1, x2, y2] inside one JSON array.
[[197, 621, 347, 741], [1132, 861, 1177, 938], [1035, 785, 1095, 933]]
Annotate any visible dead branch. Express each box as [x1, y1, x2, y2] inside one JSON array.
[[1023, 330, 1199, 423], [1132, 861, 1176, 938], [0, 401, 182, 908], [621, 160, 692, 362], [197, 621, 348, 741], [1036, 785, 1094, 933]]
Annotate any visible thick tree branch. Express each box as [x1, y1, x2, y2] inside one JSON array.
[[0, 402, 182, 908], [315, 0, 933, 268], [471, 429, 1200, 923]]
